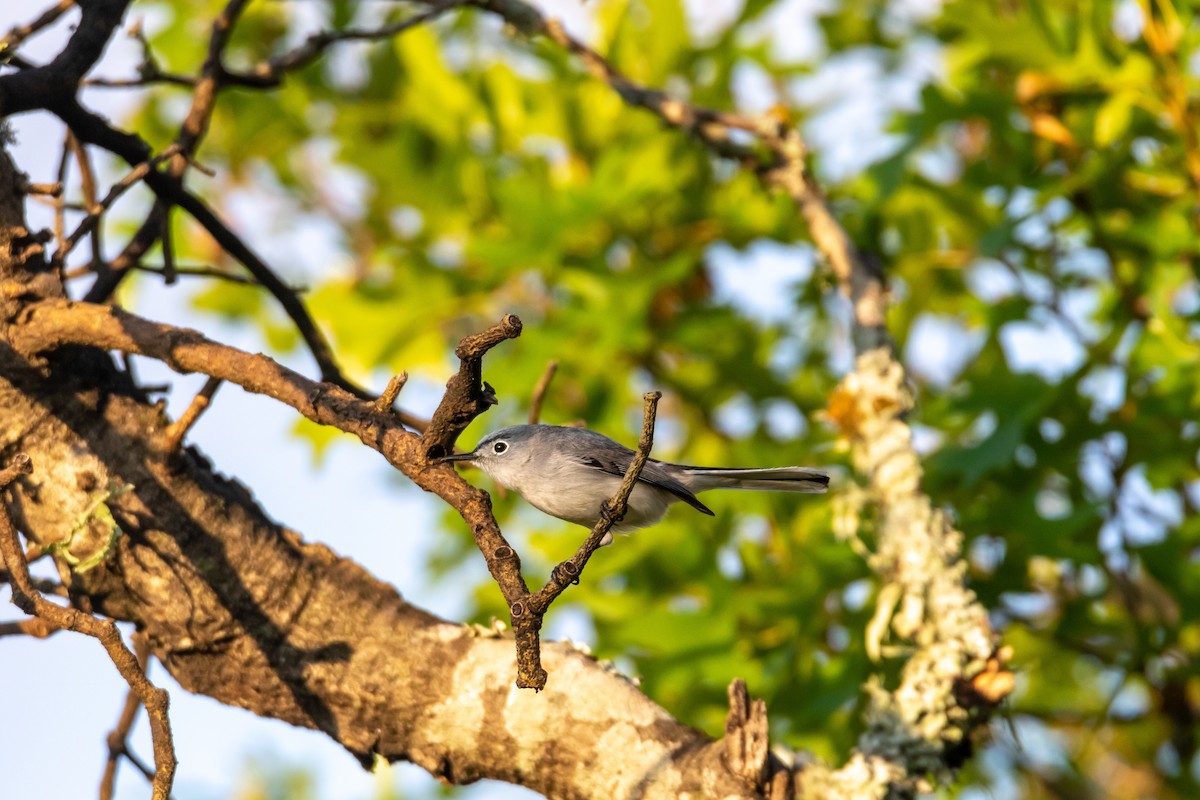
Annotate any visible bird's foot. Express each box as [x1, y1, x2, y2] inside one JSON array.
[[599, 500, 624, 527], [552, 560, 580, 587]]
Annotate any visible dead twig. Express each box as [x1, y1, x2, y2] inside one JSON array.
[[0, 0, 75, 60], [18, 180, 61, 196], [156, 203, 176, 284], [85, 72, 196, 89], [159, 377, 222, 454], [52, 133, 71, 268], [421, 314, 523, 459], [119, 263, 273, 286], [527, 359, 558, 424], [0, 454, 176, 800], [0, 617, 61, 638], [86, 18, 195, 90], [99, 634, 158, 800], [373, 371, 409, 414], [66, 130, 103, 268]]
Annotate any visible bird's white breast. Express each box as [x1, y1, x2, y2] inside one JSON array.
[[496, 452, 675, 532]]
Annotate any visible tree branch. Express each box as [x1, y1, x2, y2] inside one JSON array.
[[533, 391, 660, 610], [0, 0, 129, 117], [224, 1, 463, 88], [469, 0, 890, 352], [422, 313, 524, 459], [158, 376, 221, 455], [0, 301, 774, 799], [52, 143, 180, 265], [0, 0, 75, 62], [0, 453, 176, 800], [55, 101, 356, 390], [99, 634, 157, 800]]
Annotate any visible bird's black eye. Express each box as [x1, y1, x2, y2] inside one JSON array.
[[493, 441, 508, 454]]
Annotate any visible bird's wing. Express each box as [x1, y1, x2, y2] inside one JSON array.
[[574, 454, 715, 517]]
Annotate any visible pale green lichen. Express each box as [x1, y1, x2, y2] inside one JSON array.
[[798, 349, 1001, 799]]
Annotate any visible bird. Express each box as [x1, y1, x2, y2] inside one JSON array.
[[441, 424, 829, 545]]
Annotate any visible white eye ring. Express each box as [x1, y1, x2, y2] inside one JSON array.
[[493, 441, 508, 454]]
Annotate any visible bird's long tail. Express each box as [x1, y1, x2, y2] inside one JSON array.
[[683, 466, 830, 493]]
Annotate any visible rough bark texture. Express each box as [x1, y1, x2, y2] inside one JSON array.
[[0, 146, 772, 798]]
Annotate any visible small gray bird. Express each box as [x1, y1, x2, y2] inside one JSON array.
[[442, 424, 829, 545]]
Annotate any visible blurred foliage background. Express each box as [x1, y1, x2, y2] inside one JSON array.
[[100, 0, 1200, 796]]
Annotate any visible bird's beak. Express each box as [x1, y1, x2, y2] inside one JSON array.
[[440, 451, 477, 463]]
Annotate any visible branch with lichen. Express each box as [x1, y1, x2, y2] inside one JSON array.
[[807, 353, 1011, 798]]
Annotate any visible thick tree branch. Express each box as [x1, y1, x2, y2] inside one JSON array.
[[0, 300, 773, 799]]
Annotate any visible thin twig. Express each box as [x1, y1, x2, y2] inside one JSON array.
[[530, 391, 660, 612], [527, 360, 558, 424], [73, 262, 269, 286], [479, 0, 890, 351], [86, 18, 194, 90], [67, 130, 105, 268], [0, 617, 60, 638], [373, 371, 409, 414], [52, 143, 181, 266], [133, 264, 264, 285], [0, 570, 69, 597], [0, 454, 176, 800], [18, 180, 62, 196], [0, 0, 75, 59], [159, 377, 222, 454], [157, 204, 176, 284], [52, 133, 71, 268], [225, 1, 462, 88], [99, 634, 154, 800], [85, 72, 196, 89]]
